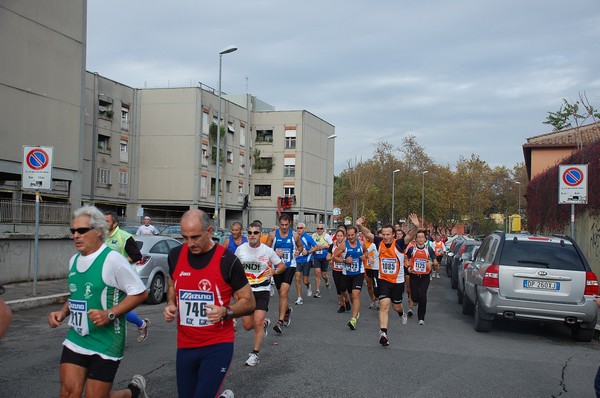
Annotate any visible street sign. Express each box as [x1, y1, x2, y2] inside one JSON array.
[[22, 146, 53, 190], [558, 164, 587, 204]]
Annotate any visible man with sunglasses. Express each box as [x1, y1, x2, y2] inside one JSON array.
[[312, 223, 332, 296], [49, 205, 149, 398], [234, 221, 285, 366]]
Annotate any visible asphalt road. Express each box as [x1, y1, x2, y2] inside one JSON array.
[[1, 275, 599, 398]]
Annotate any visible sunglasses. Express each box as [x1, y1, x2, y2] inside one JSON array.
[[297, 227, 304, 229], [316, 228, 324, 230], [247, 231, 261, 235], [70, 227, 93, 235]]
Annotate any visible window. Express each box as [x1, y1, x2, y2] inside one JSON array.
[[239, 155, 245, 174], [240, 125, 246, 146], [211, 178, 217, 196], [227, 122, 235, 134], [201, 144, 208, 166], [200, 175, 208, 198], [98, 135, 110, 151], [96, 168, 111, 184], [119, 171, 128, 185], [121, 107, 129, 130], [254, 184, 271, 197], [256, 129, 273, 143], [285, 129, 296, 149], [284, 165, 295, 177], [119, 140, 128, 162], [226, 180, 232, 193], [202, 112, 209, 135], [227, 150, 233, 163], [284, 186, 295, 196], [98, 98, 113, 119]]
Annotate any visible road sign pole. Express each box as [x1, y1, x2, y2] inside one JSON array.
[[33, 192, 40, 296], [570, 204, 575, 239]]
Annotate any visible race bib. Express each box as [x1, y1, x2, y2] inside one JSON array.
[[68, 299, 89, 336], [414, 258, 427, 273], [380, 258, 397, 275], [347, 259, 360, 273], [316, 249, 323, 255], [178, 290, 214, 327], [281, 249, 291, 263]]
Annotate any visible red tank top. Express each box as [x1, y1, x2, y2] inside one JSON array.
[[173, 243, 234, 348]]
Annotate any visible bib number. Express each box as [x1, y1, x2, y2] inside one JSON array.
[[380, 258, 397, 274], [346, 259, 360, 273], [179, 290, 214, 327], [281, 249, 291, 264], [68, 299, 90, 336], [414, 258, 427, 273]]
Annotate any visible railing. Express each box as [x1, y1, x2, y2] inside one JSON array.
[[0, 200, 71, 224]]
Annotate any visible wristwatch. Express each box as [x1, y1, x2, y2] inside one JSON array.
[[223, 306, 234, 320], [107, 311, 116, 321]]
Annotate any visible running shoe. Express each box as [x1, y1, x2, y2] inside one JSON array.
[[136, 318, 150, 343], [375, 300, 380, 310], [283, 307, 292, 326], [401, 312, 408, 325], [345, 300, 351, 312], [436, 272, 440, 279], [407, 308, 414, 317], [295, 297, 304, 305], [270, 284, 274, 297], [347, 317, 357, 330], [306, 284, 313, 297], [418, 320, 425, 326], [273, 320, 284, 334], [219, 390, 235, 398], [379, 331, 390, 346], [325, 280, 331, 289], [337, 305, 346, 313], [263, 318, 271, 337], [313, 290, 321, 298], [368, 301, 375, 310], [129, 374, 148, 398], [245, 352, 260, 367]]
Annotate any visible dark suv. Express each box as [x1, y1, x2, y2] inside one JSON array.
[[462, 232, 599, 341]]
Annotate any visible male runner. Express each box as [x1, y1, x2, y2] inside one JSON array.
[[222, 221, 248, 254], [333, 226, 364, 330]]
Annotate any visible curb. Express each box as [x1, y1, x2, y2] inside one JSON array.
[[6, 293, 69, 312]]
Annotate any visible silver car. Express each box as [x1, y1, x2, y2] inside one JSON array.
[[134, 235, 182, 304], [463, 232, 599, 341]]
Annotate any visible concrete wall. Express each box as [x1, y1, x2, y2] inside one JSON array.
[[561, 210, 600, 277], [0, 235, 75, 283]]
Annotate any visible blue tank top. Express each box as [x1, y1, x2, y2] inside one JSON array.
[[273, 229, 295, 268], [227, 235, 247, 254], [343, 240, 364, 276]]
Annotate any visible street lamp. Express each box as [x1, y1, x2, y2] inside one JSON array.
[[515, 181, 521, 215], [324, 134, 337, 228], [421, 170, 429, 224], [215, 45, 237, 229], [391, 169, 400, 224]]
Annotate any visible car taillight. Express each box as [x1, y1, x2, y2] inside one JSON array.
[[584, 271, 599, 296], [483, 264, 499, 288], [136, 256, 151, 266]]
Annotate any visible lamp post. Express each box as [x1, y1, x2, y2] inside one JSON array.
[[324, 134, 337, 228], [391, 169, 400, 224], [421, 170, 429, 224], [215, 45, 237, 229], [515, 181, 521, 215]]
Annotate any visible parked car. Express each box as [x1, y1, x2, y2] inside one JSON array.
[[444, 235, 467, 277], [462, 232, 599, 341], [122, 225, 140, 235], [133, 235, 182, 304], [160, 225, 183, 240], [457, 244, 480, 304], [449, 239, 481, 289]]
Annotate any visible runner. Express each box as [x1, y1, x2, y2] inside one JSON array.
[[294, 223, 318, 304], [329, 229, 351, 313], [363, 232, 380, 310], [311, 223, 333, 296], [405, 229, 439, 325], [333, 226, 364, 330], [222, 221, 248, 254], [432, 234, 445, 279], [235, 221, 285, 366], [265, 214, 304, 334], [357, 213, 420, 346]]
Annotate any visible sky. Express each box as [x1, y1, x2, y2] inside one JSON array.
[[86, 0, 600, 175]]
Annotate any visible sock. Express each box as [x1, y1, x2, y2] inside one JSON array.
[[128, 385, 140, 398], [252, 350, 259, 354], [381, 328, 387, 333]]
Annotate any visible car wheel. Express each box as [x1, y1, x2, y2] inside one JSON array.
[[571, 324, 594, 342], [457, 285, 464, 304], [147, 273, 165, 305], [474, 299, 492, 333], [446, 263, 451, 277], [462, 293, 474, 315], [451, 273, 458, 289]]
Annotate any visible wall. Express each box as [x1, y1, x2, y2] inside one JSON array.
[[552, 209, 600, 277], [0, 235, 75, 283]]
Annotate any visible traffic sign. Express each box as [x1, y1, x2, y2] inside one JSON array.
[[22, 146, 53, 190], [558, 164, 587, 204]]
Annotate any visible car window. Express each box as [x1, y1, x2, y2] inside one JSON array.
[[150, 240, 170, 255], [486, 238, 499, 263], [499, 240, 586, 271], [475, 237, 491, 262], [166, 239, 182, 250]]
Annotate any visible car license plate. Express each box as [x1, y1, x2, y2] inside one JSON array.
[[523, 280, 560, 290]]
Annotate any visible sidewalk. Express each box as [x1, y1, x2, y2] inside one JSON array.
[[2, 279, 69, 312]]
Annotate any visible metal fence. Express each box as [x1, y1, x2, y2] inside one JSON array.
[[0, 200, 71, 224]]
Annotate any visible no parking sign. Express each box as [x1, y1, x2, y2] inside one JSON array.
[[558, 164, 587, 204], [22, 146, 53, 190]]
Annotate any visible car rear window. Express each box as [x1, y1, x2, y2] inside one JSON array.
[[499, 240, 586, 271]]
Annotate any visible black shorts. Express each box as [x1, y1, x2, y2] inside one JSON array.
[[296, 261, 311, 277], [378, 279, 405, 304], [273, 267, 295, 289], [60, 346, 121, 382], [342, 273, 364, 292], [253, 290, 270, 312], [313, 257, 329, 272], [365, 269, 379, 280]]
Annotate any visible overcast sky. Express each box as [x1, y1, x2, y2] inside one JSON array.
[[86, 0, 600, 174]]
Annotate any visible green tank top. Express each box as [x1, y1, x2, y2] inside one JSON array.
[[66, 246, 127, 359]]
